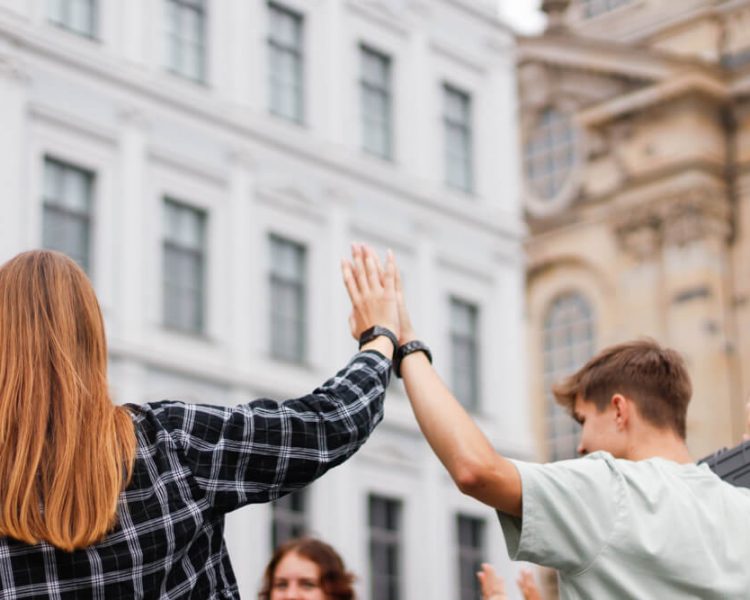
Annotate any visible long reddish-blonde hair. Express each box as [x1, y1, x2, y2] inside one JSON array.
[[0, 250, 136, 551]]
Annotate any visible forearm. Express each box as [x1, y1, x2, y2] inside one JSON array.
[[400, 351, 522, 516]]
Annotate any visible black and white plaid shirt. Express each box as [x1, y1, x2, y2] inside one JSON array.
[[0, 351, 390, 599]]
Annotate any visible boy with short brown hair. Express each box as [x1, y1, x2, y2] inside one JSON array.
[[343, 246, 750, 599]]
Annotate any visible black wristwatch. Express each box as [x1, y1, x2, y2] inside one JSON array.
[[394, 340, 432, 378], [358, 325, 399, 355]]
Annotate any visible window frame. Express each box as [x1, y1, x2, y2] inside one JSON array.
[[47, 0, 98, 39], [267, 2, 305, 124], [42, 155, 95, 274], [359, 43, 394, 160], [443, 83, 474, 194], [268, 233, 308, 364], [449, 296, 481, 412], [271, 489, 308, 550], [456, 515, 486, 600], [580, 0, 634, 19], [368, 494, 402, 600], [542, 292, 596, 461], [161, 197, 208, 335], [164, 0, 208, 83]]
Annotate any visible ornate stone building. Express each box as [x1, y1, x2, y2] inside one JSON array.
[[519, 0, 750, 463]]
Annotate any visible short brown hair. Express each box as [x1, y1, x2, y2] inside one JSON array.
[[258, 537, 355, 600], [552, 339, 692, 438]]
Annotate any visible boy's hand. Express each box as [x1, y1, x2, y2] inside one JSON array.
[[393, 255, 417, 345]]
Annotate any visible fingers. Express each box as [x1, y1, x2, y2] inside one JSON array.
[[351, 244, 371, 295], [361, 245, 384, 292], [394, 253, 403, 296], [341, 259, 363, 308], [383, 249, 396, 296]]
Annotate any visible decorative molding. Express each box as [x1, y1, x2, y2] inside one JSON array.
[[614, 209, 661, 262], [0, 54, 29, 86], [118, 106, 151, 131], [614, 187, 732, 260], [226, 147, 257, 171], [661, 189, 732, 247], [29, 102, 118, 145]]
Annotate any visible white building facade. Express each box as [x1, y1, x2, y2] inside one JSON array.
[[0, 0, 531, 598]]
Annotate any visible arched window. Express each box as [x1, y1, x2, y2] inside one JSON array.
[[523, 108, 577, 201], [543, 293, 596, 461]]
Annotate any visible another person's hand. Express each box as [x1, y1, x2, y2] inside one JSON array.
[[477, 563, 507, 600], [517, 569, 543, 600], [392, 255, 417, 345], [341, 244, 399, 341]]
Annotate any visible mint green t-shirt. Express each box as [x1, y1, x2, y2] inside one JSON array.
[[498, 452, 750, 599]]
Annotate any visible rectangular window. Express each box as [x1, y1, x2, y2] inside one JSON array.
[[165, 0, 207, 82], [271, 490, 307, 550], [42, 157, 94, 273], [444, 84, 473, 192], [162, 199, 207, 334], [47, 0, 97, 38], [450, 298, 480, 411], [457, 515, 485, 600], [269, 235, 307, 363], [360, 45, 392, 159], [581, 0, 632, 18], [369, 495, 402, 600], [268, 3, 304, 123]]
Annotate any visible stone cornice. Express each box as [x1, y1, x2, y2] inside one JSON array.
[[517, 33, 721, 82], [578, 70, 729, 127]]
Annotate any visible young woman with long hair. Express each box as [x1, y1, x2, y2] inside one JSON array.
[[0, 249, 399, 598]]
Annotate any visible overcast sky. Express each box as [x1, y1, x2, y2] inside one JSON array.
[[498, 0, 546, 34]]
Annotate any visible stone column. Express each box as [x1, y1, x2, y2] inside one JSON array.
[[115, 109, 149, 348], [0, 54, 29, 262], [660, 188, 735, 456], [227, 151, 257, 371], [484, 40, 521, 212], [119, 0, 149, 65], [321, 0, 345, 145], [614, 208, 667, 339], [311, 190, 356, 562], [403, 21, 432, 179]]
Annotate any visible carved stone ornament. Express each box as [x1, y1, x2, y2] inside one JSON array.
[[661, 189, 731, 248], [614, 188, 732, 260], [614, 210, 662, 262]]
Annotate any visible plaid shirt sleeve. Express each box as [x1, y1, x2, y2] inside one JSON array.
[[145, 350, 390, 514]]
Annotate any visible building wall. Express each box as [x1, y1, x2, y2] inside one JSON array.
[[0, 1, 530, 598]]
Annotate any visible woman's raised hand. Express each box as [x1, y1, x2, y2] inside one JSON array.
[[341, 244, 399, 341]]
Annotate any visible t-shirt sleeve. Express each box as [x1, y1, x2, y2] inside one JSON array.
[[496, 455, 625, 574]]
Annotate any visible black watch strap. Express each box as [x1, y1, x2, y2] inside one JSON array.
[[394, 340, 432, 378], [358, 325, 399, 355]]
